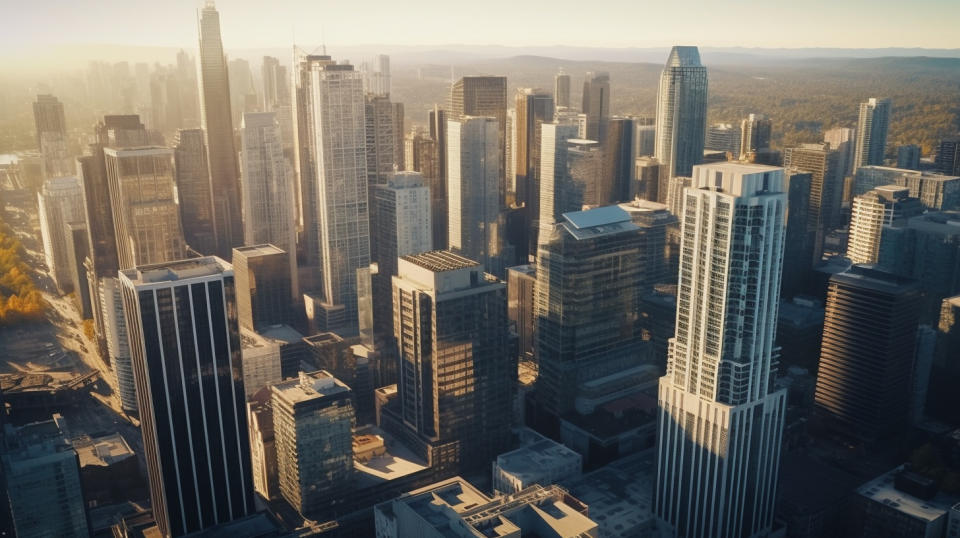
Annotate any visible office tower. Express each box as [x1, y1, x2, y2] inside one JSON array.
[[895, 171, 960, 210], [361, 54, 391, 97], [2, 415, 88, 538], [824, 126, 857, 178], [568, 139, 603, 206], [261, 56, 288, 112], [635, 156, 668, 202], [655, 163, 787, 538], [449, 76, 507, 203], [100, 277, 137, 413], [64, 222, 92, 317], [228, 58, 257, 123], [198, 2, 243, 257], [240, 112, 298, 296], [781, 170, 813, 300], [365, 95, 404, 188], [37, 176, 86, 292], [389, 251, 513, 469], [246, 389, 277, 500], [740, 113, 772, 160], [580, 71, 610, 143], [604, 117, 637, 203], [405, 127, 444, 247], [105, 146, 186, 270], [655, 47, 708, 179], [897, 144, 921, 170], [853, 98, 892, 171], [271, 371, 354, 517], [936, 137, 960, 176], [847, 186, 922, 264], [537, 122, 581, 243], [784, 143, 843, 263], [448, 117, 503, 276], [705, 122, 741, 157], [814, 265, 921, 442], [232, 245, 293, 331], [119, 257, 255, 536], [33, 94, 73, 180], [636, 120, 657, 157], [370, 172, 432, 338], [292, 52, 370, 333], [514, 89, 555, 224], [555, 68, 571, 109], [534, 205, 657, 419], [428, 106, 449, 248], [664, 175, 692, 218], [173, 129, 217, 254], [507, 264, 536, 361]]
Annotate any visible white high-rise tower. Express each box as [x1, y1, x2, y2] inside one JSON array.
[[655, 162, 787, 538]]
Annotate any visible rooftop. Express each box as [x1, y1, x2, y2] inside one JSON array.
[[121, 256, 231, 285], [561, 449, 657, 537], [497, 438, 581, 478], [857, 467, 951, 522], [233, 243, 286, 258], [271, 370, 351, 406], [832, 264, 920, 293], [561, 205, 640, 240], [402, 250, 479, 273], [352, 426, 429, 486], [74, 433, 135, 467], [256, 324, 304, 344]]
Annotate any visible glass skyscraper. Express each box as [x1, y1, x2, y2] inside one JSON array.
[[655, 46, 708, 179]]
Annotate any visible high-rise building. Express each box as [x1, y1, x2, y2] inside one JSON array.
[[449, 76, 507, 203], [119, 257, 255, 536], [655, 47, 708, 179], [448, 117, 503, 276], [292, 52, 370, 334], [824, 126, 857, 178], [37, 176, 86, 292], [551, 68, 570, 109], [365, 94, 404, 188], [246, 389, 277, 501], [705, 122, 741, 157], [405, 126, 445, 250], [853, 97, 892, 171], [635, 156, 668, 203], [271, 371, 354, 517], [635, 119, 657, 157], [740, 113, 772, 160], [370, 172, 432, 338], [580, 71, 610, 143], [935, 137, 960, 176], [897, 144, 921, 170], [2, 415, 88, 538], [232, 244, 294, 331], [361, 54, 391, 97], [930, 296, 960, 423], [513, 89, 555, 245], [847, 186, 922, 265], [198, 2, 244, 257], [507, 264, 537, 361], [33, 94, 73, 180], [534, 205, 660, 418], [784, 143, 843, 263], [64, 222, 91, 317], [389, 251, 513, 470], [781, 169, 813, 300], [261, 56, 288, 112], [537, 122, 581, 243], [239, 112, 298, 297], [100, 277, 137, 413], [105, 146, 186, 270], [174, 128, 217, 254], [655, 163, 787, 538], [813, 265, 921, 442], [853, 166, 960, 210], [429, 106, 449, 248], [604, 117, 637, 203]]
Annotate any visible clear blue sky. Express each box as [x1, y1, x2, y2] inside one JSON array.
[[2, 0, 959, 50]]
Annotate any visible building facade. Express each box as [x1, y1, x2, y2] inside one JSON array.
[[38, 176, 86, 292], [853, 97, 892, 172], [655, 47, 708, 179]]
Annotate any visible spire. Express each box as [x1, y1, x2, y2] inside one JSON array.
[[666, 46, 702, 68]]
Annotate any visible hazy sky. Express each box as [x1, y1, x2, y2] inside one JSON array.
[[3, 0, 960, 50]]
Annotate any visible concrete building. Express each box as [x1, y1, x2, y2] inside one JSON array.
[[705, 122, 741, 157], [847, 186, 923, 264], [292, 52, 371, 334], [936, 137, 960, 176], [856, 466, 951, 538], [173, 128, 216, 255], [74, 432, 140, 506], [246, 388, 278, 501], [853, 166, 960, 210], [375, 476, 597, 538], [824, 126, 857, 178], [240, 112, 298, 297], [232, 244, 294, 331], [492, 430, 582, 494], [100, 277, 137, 413], [38, 176, 86, 292], [447, 117, 503, 276], [2, 415, 88, 538], [384, 251, 513, 472], [119, 257, 255, 536], [198, 1, 243, 257], [105, 146, 186, 270], [656, 163, 788, 538], [449, 76, 507, 203], [898, 144, 922, 170], [853, 97, 892, 171], [740, 113, 772, 161], [814, 265, 921, 442], [33, 94, 74, 180], [655, 46, 707, 178], [272, 371, 355, 517], [784, 143, 844, 263], [581, 71, 610, 143], [240, 328, 284, 400], [554, 69, 571, 109]]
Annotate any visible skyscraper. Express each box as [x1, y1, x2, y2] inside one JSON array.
[[554, 68, 571, 109], [740, 113, 772, 160], [781, 169, 813, 300], [105, 146, 186, 270], [448, 116, 503, 276], [174, 128, 217, 254], [897, 144, 921, 170], [784, 143, 843, 263], [429, 106, 449, 249], [513, 88, 555, 211], [240, 112, 298, 296], [449, 76, 507, 203], [388, 251, 513, 470], [935, 137, 960, 176], [655, 47, 708, 178], [292, 52, 370, 334], [581, 71, 610, 143], [33, 94, 73, 180], [705, 122, 741, 157], [198, 1, 244, 258], [846, 186, 922, 265], [823, 126, 857, 179], [536, 122, 580, 243], [603, 117, 637, 203], [271, 371, 354, 517], [853, 97, 892, 171], [37, 176, 86, 293], [119, 257, 255, 536], [655, 163, 787, 538], [365, 94, 404, 189], [261, 56, 288, 112], [233, 244, 294, 331], [813, 265, 921, 442]]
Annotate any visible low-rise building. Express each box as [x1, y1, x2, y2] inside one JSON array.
[[493, 429, 582, 494]]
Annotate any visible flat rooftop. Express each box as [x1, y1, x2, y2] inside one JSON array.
[[74, 433, 135, 467], [857, 467, 950, 522], [121, 256, 231, 285], [233, 243, 286, 257], [256, 324, 304, 344], [561, 206, 640, 240], [271, 370, 350, 406], [561, 449, 657, 537], [496, 438, 581, 480], [353, 426, 429, 486], [402, 250, 479, 273]]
